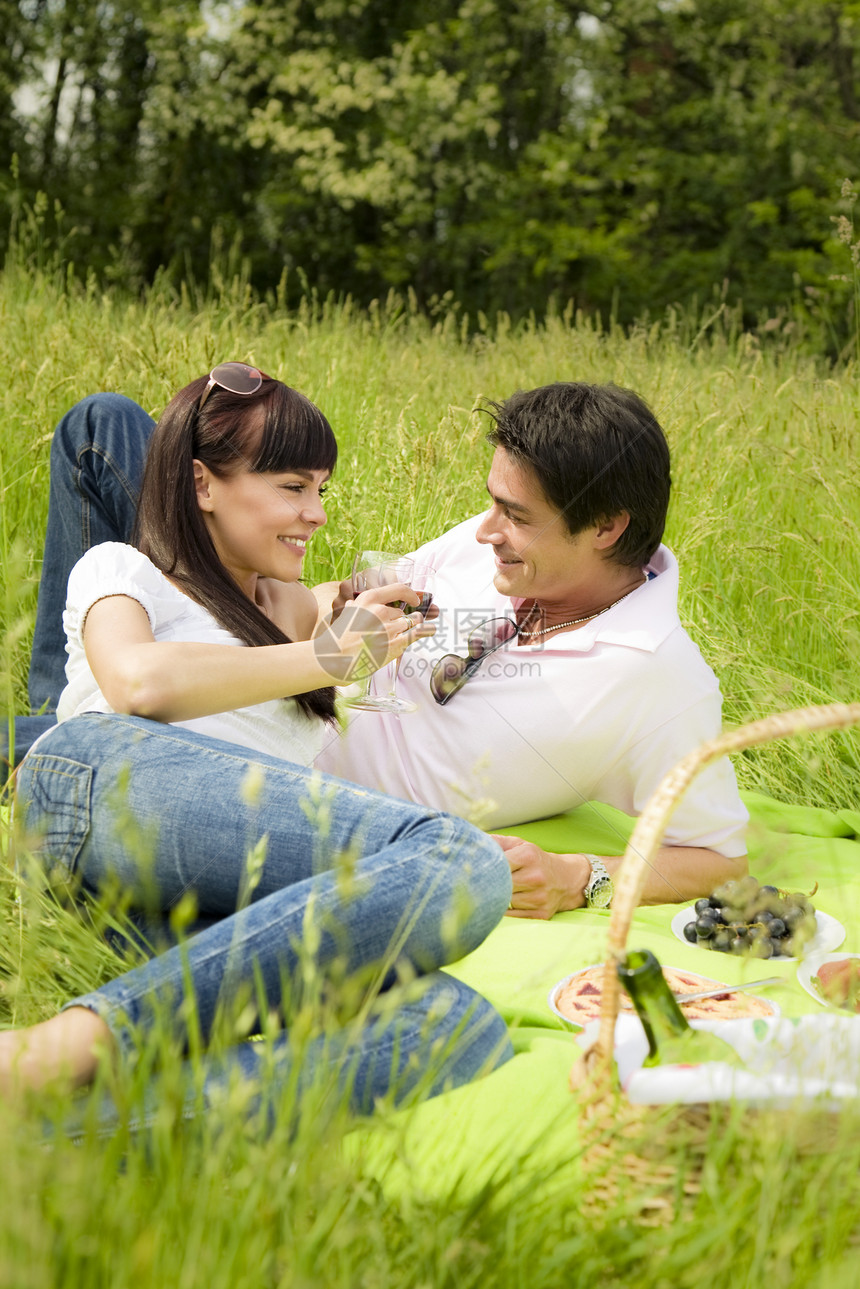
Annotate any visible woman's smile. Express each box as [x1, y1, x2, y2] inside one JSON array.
[[198, 466, 329, 591], [278, 535, 309, 555]]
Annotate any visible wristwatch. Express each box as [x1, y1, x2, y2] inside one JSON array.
[[583, 854, 614, 909]]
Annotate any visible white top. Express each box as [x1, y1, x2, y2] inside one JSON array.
[[55, 543, 322, 766], [316, 515, 748, 855]]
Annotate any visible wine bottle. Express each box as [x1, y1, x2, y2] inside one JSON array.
[[617, 949, 742, 1068]]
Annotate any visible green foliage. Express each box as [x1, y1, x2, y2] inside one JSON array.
[[0, 252, 859, 808], [2, 261, 860, 1283], [2, 0, 859, 347], [5, 852, 860, 1285]]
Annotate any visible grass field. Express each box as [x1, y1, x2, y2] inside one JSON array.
[[2, 250, 860, 1288]]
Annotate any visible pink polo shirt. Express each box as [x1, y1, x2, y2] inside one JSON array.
[[315, 515, 748, 855]]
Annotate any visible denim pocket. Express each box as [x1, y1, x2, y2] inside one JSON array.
[[15, 753, 93, 875]]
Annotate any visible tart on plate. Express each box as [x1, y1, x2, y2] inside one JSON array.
[[549, 963, 778, 1028]]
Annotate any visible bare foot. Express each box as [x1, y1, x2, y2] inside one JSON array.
[[0, 1007, 116, 1096]]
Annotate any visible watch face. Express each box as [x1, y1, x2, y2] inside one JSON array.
[[587, 876, 613, 909]]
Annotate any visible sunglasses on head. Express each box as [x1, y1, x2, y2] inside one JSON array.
[[198, 361, 268, 411], [430, 616, 519, 705]]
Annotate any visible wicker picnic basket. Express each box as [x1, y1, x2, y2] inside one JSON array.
[[569, 700, 860, 1222]]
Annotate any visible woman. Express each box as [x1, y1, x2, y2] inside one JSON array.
[[3, 363, 512, 1116]]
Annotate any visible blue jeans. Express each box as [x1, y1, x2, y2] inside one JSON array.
[[16, 714, 513, 1122], [3, 395, 153, 768]]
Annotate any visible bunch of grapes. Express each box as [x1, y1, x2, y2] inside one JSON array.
[[683, 875, 817, 958]]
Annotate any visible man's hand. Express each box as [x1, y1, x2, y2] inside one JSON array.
[[312, 577, 440, 627], [312, 584, 436, 683], [492, 837, 748, 919], [492, 834, 591, 920], [330, 576, 357, 619]]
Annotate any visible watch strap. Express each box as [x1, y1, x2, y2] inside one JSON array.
[[582, 853, 614, 908]]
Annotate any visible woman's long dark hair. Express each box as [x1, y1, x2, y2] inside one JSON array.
[[133, 374, 338, 724]]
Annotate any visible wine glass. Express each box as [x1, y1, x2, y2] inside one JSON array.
[[409, 564, 436, 619], [344, 551, 418, 714], [381, 562, 436, 715]]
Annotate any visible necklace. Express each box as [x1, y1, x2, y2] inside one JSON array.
[[517, 579, 645, 639]]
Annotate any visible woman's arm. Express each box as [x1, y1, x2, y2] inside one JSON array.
[[83, 590, 431, 723]]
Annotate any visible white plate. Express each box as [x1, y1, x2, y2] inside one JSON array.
[[670, 906, 845, 962], [548, 962, 779, 1029], [797, 952, 860, 1010]]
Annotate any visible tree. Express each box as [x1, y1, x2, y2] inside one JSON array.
[[2, 0, 857, 346], [0, 0, 36, 218]]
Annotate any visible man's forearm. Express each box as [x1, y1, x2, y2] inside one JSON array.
[[498, 835, 747, 919], [601, 845, 748, 906]]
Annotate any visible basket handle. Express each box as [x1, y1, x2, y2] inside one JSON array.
[[582, 700, 860, 1082]]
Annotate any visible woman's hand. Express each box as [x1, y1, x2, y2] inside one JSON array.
[[316, 582, 436, 682], [314, 576, 439, 628], [81, 588, 435, 722]]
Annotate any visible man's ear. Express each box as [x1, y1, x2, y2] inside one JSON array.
[[594, 512, 630, 550], [193, 459, 215, 511]]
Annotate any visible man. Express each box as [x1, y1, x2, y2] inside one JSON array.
[[5, 382, 747, 917], [315, 382, 748, 916]]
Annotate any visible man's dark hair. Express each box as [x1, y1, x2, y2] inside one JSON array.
[[484, 382, 671, 567]]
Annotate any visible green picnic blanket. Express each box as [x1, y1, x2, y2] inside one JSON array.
[[5, 790, 860, 1192], [346, 790, 860, 1197]]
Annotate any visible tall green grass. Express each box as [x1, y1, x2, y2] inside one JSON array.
[[2, 252, 860, 1288], [2, 256, 858, 805]]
